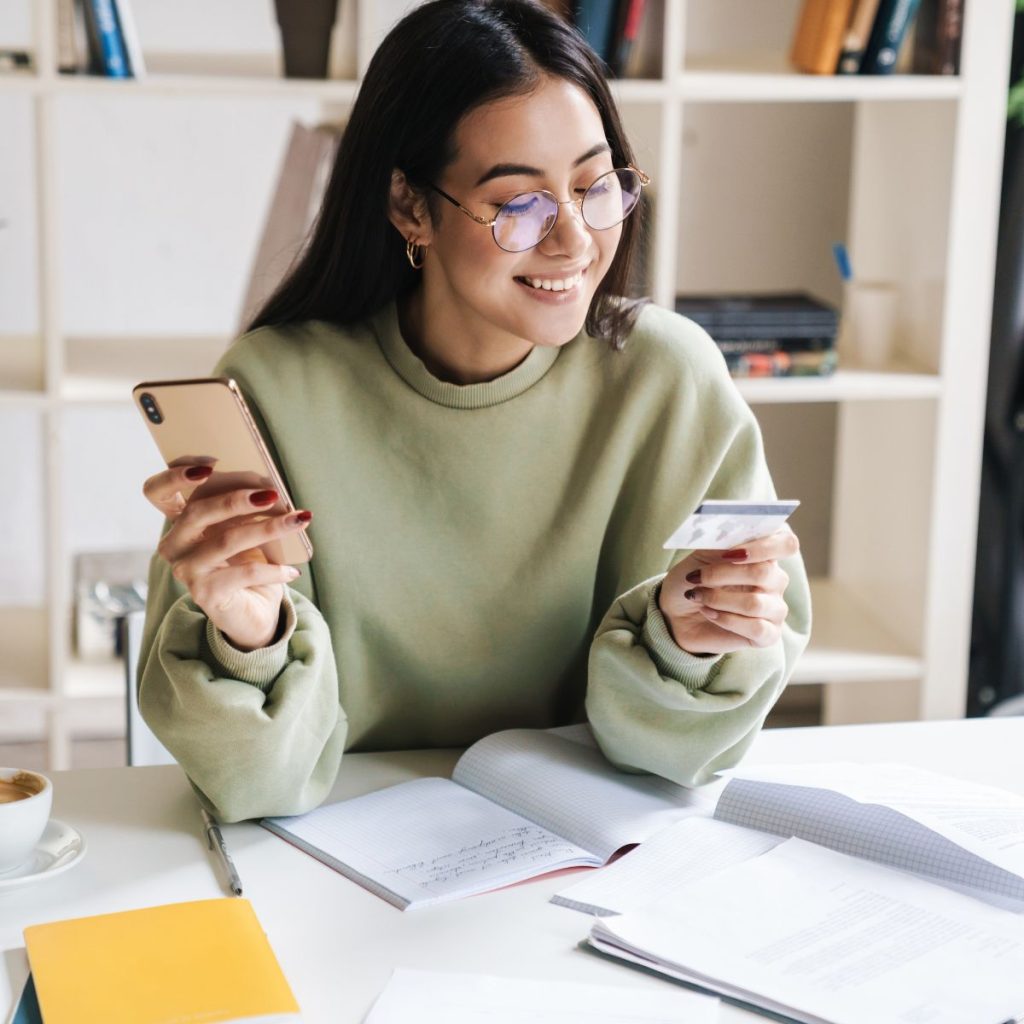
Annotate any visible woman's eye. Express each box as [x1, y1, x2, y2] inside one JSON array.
[[503, 195, 540, 216]]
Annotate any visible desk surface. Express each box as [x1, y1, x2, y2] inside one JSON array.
[[2, 717, 1023, 1023]]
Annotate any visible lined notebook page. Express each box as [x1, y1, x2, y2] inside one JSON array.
[[452, 729, 718, 861], [263, 777, 599, 910], [552, 816, 783, 916], [715, 770, 1024, 906]]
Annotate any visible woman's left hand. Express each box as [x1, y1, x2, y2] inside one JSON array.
[[657, 526, 800, 656]]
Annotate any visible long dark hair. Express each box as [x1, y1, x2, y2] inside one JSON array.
[[247, 0, 649, 349]]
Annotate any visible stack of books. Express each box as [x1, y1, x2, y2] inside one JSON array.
[[790, 0, 962, 77], [675, 292, 839, 379]]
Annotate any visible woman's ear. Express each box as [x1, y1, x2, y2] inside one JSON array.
[[388, 169, 433, 246]]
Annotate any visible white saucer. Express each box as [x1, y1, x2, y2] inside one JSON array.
[[0, 819, 86, 892]]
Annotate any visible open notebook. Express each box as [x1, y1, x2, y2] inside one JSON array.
[[262, 725, 716, 910]]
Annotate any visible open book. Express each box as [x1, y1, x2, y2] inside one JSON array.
[[554, 761, 1024, 916], [261, 726, 715, 910]]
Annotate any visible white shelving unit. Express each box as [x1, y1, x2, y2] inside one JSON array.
[[0, 0, 1013, 767]]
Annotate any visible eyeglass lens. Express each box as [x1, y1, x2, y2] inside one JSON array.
[[492, 168, 643, 253]]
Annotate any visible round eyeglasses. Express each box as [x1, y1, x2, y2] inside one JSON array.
[[428, 166, 650, 254]]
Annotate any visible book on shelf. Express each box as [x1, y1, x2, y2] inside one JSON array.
[[860, 0, 924, 74], [237, 120, 347, 334], [261, 725, 716, 911], [911, 0, 962, 75], [725, 348, 837, 379], [676, 292, 839, 378], [790, 0, 858, 75], [69, 0, 142, 77], [81, 0, 130, 78], [23, 898, 300, 1023], [570, 0, 650, 77], [836, 0, 883, 74]]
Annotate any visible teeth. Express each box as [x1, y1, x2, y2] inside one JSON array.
[[522, 270, 584, 292]]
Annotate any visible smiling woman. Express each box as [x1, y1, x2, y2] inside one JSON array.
[[135, 0, 811, 823]]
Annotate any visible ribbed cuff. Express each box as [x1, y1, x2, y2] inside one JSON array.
[[205, 591, 297, 691], [642, 581, 724, 691]]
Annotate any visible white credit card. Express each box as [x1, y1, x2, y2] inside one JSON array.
[[663, 499, 800, 550]]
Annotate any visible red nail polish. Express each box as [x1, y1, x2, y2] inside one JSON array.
[[292, 510, 313, 524], [250, 489, 278, 506], [723, 549, 748, 562], [684, 588, 702, 603], [685, 570, 702, 584], [185, 465, 213, 481]]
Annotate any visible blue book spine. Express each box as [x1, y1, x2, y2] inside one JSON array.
[[89, 0, 130, 78], [860, 0, 923, 74], [573, 0, 618, 64]]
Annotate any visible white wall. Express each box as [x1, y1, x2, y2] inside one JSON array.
[[0, 3, 326, 605]]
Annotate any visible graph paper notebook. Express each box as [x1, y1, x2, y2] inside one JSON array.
[[23, 898, 299, 1024], [261, 726, 716, 910], [713, 762, 1024, 909]]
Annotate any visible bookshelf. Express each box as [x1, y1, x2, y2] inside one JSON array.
[[0, 0, 1013, 767]]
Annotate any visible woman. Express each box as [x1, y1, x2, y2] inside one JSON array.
[[138, 0, 810, 822]]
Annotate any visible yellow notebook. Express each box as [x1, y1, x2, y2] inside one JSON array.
[[24, 898, 300, 1023]]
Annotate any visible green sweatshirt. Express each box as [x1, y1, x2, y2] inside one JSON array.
[[138, 300, 811, 822]]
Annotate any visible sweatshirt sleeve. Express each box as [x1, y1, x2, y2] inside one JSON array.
[[137, 550, 347, 822], [585, 312, 812, 788]]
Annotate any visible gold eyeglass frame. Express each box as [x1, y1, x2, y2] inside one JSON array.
[[428, 166, 651, 250]]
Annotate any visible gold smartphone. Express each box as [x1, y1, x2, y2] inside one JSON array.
[[132, 377, 313, 565]]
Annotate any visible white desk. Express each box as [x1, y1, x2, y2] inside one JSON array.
[[2, 717, 1023, 1023]]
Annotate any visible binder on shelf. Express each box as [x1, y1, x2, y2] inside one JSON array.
[[860, 0, 924, 74], [836, 0, 883, 74], [790, 0, 857, 75]]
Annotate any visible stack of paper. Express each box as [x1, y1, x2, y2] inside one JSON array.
[[589, 838, 1024, 1024]]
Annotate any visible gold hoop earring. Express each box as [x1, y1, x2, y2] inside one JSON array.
[[405, 238, 426, 269]]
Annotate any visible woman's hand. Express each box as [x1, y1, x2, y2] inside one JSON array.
[[143, 463, 312, 651], [657, 526, 800, 657]]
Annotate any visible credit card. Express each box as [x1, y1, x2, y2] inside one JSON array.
[[663, 499, 800, 550]]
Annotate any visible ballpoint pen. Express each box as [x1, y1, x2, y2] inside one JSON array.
[[201, 807, 243, 897]]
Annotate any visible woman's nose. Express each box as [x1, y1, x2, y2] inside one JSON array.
[[540, 200, 590, 258]]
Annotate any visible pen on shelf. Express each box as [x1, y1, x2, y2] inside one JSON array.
[[201, 807, 243, 897], [831, 241, 852, 283]]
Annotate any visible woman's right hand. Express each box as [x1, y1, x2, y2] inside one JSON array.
[[143, 463, 313, 651]]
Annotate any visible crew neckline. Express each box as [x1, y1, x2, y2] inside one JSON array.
[[372, 300, 565, 410]]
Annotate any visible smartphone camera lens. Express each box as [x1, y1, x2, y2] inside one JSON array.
[[140, 393, 163, 424]]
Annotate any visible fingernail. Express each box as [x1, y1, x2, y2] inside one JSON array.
[[185, 465, 213, 481], [684, 588, 702, 603], [288, 510, 313, 527], [685, 570, 702, 584], [284, 566, 301, 579], [722, 549, 748, 562], [250, 489, 278, 506]]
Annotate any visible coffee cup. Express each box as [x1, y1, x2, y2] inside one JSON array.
[[0, 767, 52, 873]]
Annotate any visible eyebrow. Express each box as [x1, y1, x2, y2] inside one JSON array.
[[473, 142, 612, 187]]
